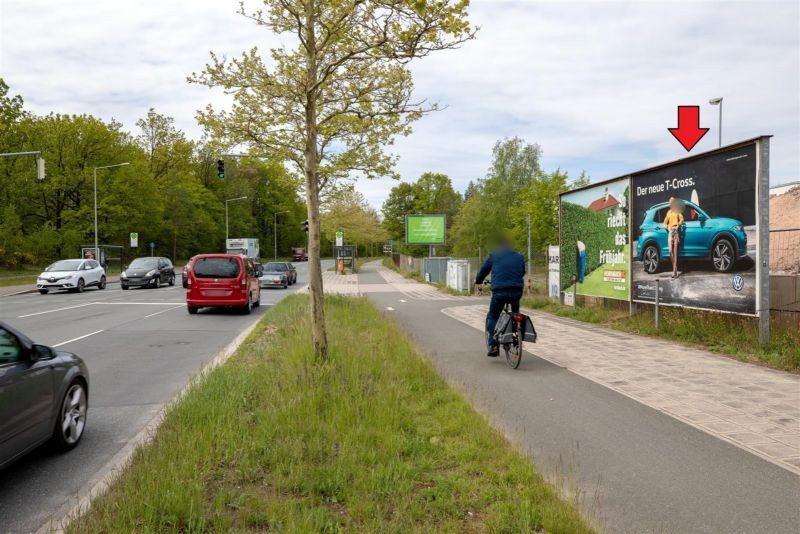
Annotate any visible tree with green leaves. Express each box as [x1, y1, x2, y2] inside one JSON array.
[[190, 0, 475, 359]]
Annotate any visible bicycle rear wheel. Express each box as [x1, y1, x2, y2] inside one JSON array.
[[504, 338, 523, 369]]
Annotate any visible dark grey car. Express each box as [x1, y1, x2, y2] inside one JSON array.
[[121, 256, 175, 289], [0, 322, 89, 470]]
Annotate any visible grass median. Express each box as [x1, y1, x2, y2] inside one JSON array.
[[70, 294, 591, 533]]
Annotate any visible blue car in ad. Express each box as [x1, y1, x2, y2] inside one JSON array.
[[635, 201, 748, 274]]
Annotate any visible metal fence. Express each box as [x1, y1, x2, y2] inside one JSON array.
[[770, 229, 800, 274]]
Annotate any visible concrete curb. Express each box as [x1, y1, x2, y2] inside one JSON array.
[[1, 279, 122, 298], [35, 316, 262, 534]]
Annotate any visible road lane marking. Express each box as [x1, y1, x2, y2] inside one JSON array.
[[94, 301, 184, 305], [52, 330, 104, 348], [17, 302, 95, 318], [143, 305, 184, 318]]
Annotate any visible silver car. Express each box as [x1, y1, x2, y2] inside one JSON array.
[[0, 322, 90, 470]]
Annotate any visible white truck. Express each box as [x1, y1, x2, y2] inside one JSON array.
[[225, 238, 260, 261]]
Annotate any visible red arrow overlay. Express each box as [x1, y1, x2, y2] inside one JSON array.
[[668, 106, 709, 151]]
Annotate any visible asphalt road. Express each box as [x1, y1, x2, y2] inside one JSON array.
[[0, 260, 327, 533], [358, 265, 800, 533]]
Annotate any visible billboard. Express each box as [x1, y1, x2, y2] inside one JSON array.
[[559, 178, 630, 300], [406, 214, 446, 245], [631, 142, 758, 314]]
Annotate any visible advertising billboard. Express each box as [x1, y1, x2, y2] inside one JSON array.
[[559, 178, 630, 300], [406, 214, 446, 245], [631, 142, 759, 314], [547, 245, 560, 299]]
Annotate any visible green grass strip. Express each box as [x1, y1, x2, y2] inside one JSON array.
[[70, 295, 591, 533]]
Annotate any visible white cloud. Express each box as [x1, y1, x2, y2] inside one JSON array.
[[1, 0, 797, 209]]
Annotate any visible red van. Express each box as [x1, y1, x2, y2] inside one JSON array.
[[186, 254, 261, 314]]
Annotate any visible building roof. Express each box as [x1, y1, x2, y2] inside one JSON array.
[[588, 194, 620, 211]]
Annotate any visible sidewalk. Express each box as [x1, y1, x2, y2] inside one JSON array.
[[340, 261, 800, 533]]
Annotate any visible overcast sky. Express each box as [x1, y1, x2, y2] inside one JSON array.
[[1, 0, 797, 208]]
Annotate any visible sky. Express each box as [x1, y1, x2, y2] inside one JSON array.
[[1, 0, 798, 209]]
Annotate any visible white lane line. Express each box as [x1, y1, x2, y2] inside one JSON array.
[[17, 302, 95, 318], [52, 330, 104, 348], [93, 301, 184, 306], [143, 305, 184, 318]]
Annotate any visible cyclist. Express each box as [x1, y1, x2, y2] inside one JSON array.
[[475, 237, 526, 357]]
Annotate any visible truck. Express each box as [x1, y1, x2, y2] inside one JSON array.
[[225, 238, 260, 261]]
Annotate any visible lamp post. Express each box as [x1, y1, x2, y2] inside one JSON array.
[[274, 210, 289, 260], [709, 97, 723, 147], [94, 162, 130, 260], [225, 196, 248, 240]]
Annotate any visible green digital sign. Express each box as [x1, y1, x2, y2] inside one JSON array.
[[406, 214, 446, 245]]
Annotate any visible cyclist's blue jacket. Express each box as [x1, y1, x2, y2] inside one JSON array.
[[475, 247, 526, 294]]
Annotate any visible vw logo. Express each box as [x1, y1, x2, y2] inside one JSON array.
[[731, 274, 744, 292]]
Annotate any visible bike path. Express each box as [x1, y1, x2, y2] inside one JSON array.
[[356, 262, 800, 533]]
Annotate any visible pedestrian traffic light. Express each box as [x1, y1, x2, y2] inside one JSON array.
[[216, 159, 225, 179], [301, 220, 309, 232]]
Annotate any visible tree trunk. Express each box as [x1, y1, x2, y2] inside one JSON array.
[[304, 0, 328, 360]]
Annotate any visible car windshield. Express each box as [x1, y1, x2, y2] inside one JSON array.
[[128, 258, 158, 269], [46, 260, 82, 272], [292, 248, 304, 254], [194, 257, 241, 278], [264, 262, 287, 272]]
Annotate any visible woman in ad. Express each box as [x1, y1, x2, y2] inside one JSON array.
[[664, 196, 685, 278]]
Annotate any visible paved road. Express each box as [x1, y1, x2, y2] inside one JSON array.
[[0, 260, 327, 533], [358, 263, 800, 534]]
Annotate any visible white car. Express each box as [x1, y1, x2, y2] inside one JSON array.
[[37, 259, 106, 294]]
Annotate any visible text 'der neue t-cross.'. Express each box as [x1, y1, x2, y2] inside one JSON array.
[[636, 201, 748, 274], [186, 254, 261, 314]]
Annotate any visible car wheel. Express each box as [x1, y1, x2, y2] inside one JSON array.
[[39, 289, 49, 295], [242, 296, 252, 315], [152, 276, 160, 288], [99, 275, 106, 290], [187, 305, 199, 314], [51, 380, 87, 451], [76, 278, 85, 293], [121, 284, 129, 290], [253, 290, 261, 308], [643, 244, 660, 274], [712, 238, 735, 273], [283, 281, 288, 289], [168, 274, 175, 286]]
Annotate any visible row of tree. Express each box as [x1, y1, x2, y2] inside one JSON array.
[[0, 79, 389, 268], [381, 137, 589, 263]]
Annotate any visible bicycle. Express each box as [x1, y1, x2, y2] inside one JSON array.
[[485, 301, 537, 369]]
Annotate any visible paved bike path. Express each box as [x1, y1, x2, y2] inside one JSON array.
[[356, 263, 799, 533]]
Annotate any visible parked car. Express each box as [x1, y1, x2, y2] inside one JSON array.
[[120, 257, 175, 290], [291, 247, 307, 261], [37, 259, 106, 294], [0, 322, 90, 470], [186, 254, 261, 314], [260, 261, 296, 288], [636, 200, 748, 274], [182, 256, 196, 288]]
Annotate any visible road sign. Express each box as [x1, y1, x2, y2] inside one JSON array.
[[389, 239, 394, 246], [149, 241, 155, 254], [130, 232, 138, 248], [335, 231, 343, 247]]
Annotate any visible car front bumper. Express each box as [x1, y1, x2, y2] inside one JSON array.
[[121, 276, 154, 286]]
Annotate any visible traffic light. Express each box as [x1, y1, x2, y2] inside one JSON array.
[[301, 220, 309, 232], [216, 159, 225, 179]]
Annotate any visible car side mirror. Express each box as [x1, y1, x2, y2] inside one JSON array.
[[256, 268, 263, 277], [31, 344, 55, 361], [697, 214, 707, 221]]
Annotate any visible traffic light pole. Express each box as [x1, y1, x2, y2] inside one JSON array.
[[0, 151, 45, 180]]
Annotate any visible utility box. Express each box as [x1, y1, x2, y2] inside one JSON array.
[[447, 259, 471, 292], [423, 257, 450, 285]]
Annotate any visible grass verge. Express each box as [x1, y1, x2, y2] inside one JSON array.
[[522, 296, 800, 372], [70, 295, 591, 533]]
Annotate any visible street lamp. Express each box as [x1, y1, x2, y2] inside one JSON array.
[[273, 210, 289, 260], [709, 97, 723, 147], [225, 196, 248, 240], [94, 162, 130, 260]]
